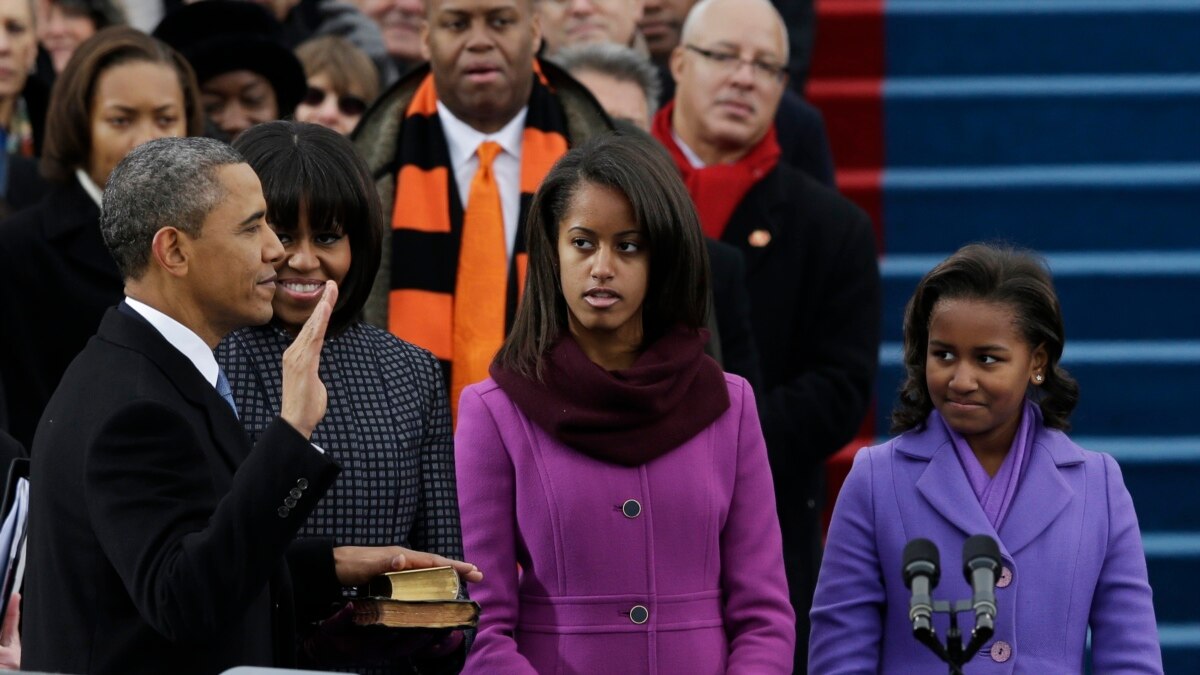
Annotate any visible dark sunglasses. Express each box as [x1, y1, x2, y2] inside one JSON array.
[[303, 86, 368, 116]]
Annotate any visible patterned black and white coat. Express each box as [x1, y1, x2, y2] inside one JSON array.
[[218, 321, 467, 674]]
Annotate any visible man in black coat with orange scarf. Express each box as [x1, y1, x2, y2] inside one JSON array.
[[650, 1, 882, 671]]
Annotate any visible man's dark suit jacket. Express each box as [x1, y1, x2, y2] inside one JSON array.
[[721, 161, 881, 672], [0, 179, 123, 447], [24, 307, 343, 674], [0, 429, 23, 468], [704, 238, 762, 391]]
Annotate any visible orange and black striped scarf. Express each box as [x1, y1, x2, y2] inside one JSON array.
[[386, 63, 570, 389]]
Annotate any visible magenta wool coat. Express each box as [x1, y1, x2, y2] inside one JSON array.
[[810, 418, 1162, 674], [455, 374, 795, 674]]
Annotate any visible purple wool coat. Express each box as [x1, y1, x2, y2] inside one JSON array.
[[455, 374, 795, 674], [810, 417, 1162, 674]]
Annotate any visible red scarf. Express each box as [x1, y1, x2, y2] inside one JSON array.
[[651, 99, 781, 239]]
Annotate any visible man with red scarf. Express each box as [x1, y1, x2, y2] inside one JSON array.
[[650, 0, 881, 671]]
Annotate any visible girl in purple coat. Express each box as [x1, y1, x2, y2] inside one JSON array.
[[454, 132, 795, 674], [810, 244, 1161, 673]]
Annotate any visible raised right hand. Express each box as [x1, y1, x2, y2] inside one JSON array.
[[281, 280, 337, 438]]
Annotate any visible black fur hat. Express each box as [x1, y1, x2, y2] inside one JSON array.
[[153, 1, 306, 116]]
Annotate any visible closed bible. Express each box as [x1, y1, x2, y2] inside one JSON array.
[[365, 565, 461, 601], [351, 597, 480, 630], [355, 566, 478, 629]]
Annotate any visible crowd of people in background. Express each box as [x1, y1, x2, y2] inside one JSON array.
[[0, 0, 1162, 673]]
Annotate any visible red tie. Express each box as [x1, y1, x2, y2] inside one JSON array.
[[451, 141, 506, 421]]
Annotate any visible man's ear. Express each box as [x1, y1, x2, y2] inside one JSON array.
[[530, 12, 543, 55], [420, 20, 432, 61], [150, 227, 189, 278], [669, 44, 686, 84]]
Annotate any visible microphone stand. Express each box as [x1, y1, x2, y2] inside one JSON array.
[[916, 599, 993, 674]]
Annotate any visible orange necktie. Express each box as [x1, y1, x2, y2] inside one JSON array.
[[451, 141, 507, 420]]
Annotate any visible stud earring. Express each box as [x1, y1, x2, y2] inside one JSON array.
[[1034, 373, 1044, 383]]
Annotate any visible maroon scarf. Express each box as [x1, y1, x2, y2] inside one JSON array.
[[651, 99, 782, 239], [490, 327, 731, 466]]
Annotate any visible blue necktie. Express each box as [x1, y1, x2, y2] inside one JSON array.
[[215, 369, 239, 419]]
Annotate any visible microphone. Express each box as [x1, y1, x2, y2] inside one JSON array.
[[962, 535, 1001, 639], [902, 538, 940, 637]]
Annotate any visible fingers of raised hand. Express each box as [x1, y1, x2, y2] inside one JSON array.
[[294, 281, 338, 348]]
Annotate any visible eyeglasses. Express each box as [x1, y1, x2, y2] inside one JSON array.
[[302, 86, 368, 117], [684, 44, 788, 84]]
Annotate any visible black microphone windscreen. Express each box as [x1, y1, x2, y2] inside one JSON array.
[[902, 538, 940, 588], [962, 534, 1001, 573]]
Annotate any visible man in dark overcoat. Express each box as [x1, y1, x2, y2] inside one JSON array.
[[650, 1, 882, 671], [22, 137, 478, 674]]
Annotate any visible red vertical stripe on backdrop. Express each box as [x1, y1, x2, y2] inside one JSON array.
[[832, 168, 884, 253], [807, 0, 886, 534], [808, 0, 886, 247], [809, 0, 885, 79]]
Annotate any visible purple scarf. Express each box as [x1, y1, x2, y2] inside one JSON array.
[[490, 327, 731, 466], [936, 399, 1040, 531]]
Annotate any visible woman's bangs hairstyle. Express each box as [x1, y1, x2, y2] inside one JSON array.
[[41, 26, 204, 184], [496, 129, 709, 379], [892, 243, 1080, 434], [232, 121, 383, 337]]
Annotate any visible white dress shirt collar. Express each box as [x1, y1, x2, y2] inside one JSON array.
[[123, 296, 220, 387], [123, 299, 324, 453], [672, 129, 707, 169], [436, 102, 528, 260], [437, 101, 528, 165], [75, 168, 104, 208]]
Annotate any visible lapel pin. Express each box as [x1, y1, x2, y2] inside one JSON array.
[[748, 229, 772, 248]]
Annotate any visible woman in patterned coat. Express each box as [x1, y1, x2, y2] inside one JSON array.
[[217, 121, 469, 673]]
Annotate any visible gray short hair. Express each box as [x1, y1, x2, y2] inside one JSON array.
[[101, 137, 245, 279], [552, 43, 662, 120]]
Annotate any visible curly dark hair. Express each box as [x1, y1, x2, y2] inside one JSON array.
[[891, 243, 1080, 434]]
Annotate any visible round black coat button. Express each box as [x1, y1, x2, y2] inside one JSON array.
[[629, 605, 649, 624], [296, 478, 309, 490], [284, 497, 298, 508], [622, 499, 642, 518], [289, 488, 303, 500], [277, 506, 290, 518]]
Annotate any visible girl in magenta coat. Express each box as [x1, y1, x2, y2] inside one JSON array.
[[810, 244, 1161, 673], [454, 132, 795, 674]]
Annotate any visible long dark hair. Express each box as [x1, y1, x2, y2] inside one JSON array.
[[495, 129, 709, 379], [892, 243, 1080, 433], [232, 121, 383, 337]]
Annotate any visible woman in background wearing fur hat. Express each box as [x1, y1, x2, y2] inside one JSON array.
[[154, 0, 306, 141]]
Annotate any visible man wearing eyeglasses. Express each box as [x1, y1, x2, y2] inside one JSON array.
[[639, 0, 834, 187], [650, 1, 881, 671]]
